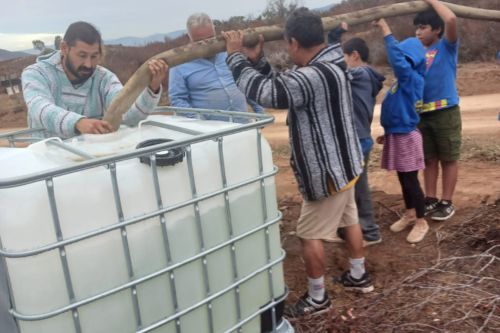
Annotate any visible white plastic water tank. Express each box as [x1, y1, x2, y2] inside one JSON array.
[[0, 115, 290, 333]]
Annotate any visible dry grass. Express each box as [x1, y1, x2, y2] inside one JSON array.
[[287, 202, 500, 333], [461, 136, 500, 163], [351, 203, 500, 333]]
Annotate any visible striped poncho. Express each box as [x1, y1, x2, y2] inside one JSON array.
[[226, 44, 363, 201], [22, 51, 162, 138]]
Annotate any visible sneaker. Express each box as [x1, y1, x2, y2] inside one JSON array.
[[363, 237, 382, 247], [390, 216, 414, 233], [431, 201, 455, 221], [283, 292, 331, 318], [333, 271, 374, 293], [406, 221, 429, 243], [424, 197, 439, 216]]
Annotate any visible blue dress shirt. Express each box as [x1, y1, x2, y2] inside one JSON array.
[[168, 52, 262, 121]]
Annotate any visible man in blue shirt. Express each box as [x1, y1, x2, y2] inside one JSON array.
[[168, 13, 263, 121]]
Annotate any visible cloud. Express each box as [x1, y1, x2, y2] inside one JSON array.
[[0, 0, 338, 51], [0, 33, 63, 51]]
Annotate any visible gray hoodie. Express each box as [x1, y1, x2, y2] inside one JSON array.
[[349, 66, 385, 139], [22, 51, 161, 138]]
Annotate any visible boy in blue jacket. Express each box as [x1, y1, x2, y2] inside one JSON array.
[[374, 18, 429, 243]]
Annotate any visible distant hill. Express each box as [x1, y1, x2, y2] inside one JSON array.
[[314, 3, 338, 12], [12, 30, 186, 55], [0, 49, 31, 62], [105, 30, 186, 47]]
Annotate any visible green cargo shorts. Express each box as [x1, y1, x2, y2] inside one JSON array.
[[418, 105, 462, 162]]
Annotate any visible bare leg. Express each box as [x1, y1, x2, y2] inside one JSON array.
[[424, 158, 440, 198], [441, 160, 458, 201], [343, 224, 364, 259], [301, 239, 325, 278]]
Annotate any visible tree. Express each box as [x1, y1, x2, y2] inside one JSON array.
[[32, 40, 45, 52], [262, 0, 299, 21], [212, 19, 223, 28], [54, 36, 62, 50], [227, 16, 248, 29]]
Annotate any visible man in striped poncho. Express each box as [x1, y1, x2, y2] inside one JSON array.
[[223, 8, 374, 318], [223, 8, 373, 317]]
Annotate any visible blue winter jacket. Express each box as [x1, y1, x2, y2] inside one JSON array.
[[381, 35, 425, 134]]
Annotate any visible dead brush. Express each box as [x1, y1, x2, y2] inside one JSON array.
[[287, 305, 358, 333], [280, 202, 500, 333], [461, 136, 500, 163], [338, 204, 499, 333]]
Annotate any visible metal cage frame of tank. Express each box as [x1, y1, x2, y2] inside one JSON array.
[[0, 107, 291, 333]]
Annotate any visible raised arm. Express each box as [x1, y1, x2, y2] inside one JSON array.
[[373, 19, 411, 82], [327, 22, 348, 45], [326, 22, 348, 67], [104, 59, 166, 127], [223, 30, 307, 109], [226, 52, 305, 110], [373, 18, 392, 38], [424, 0, 458, 43]]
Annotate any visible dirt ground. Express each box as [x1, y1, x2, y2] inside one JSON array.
[[1, 61, 499, 332], [265, 92, 500, 208], [265, 101, 500, 332], [262, 65, 500, 331]]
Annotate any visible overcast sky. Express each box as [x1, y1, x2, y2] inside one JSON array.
[[0, 0, 339, 51]]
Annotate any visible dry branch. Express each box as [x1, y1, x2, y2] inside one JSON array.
[[347, 201, 500, 333], [104, 1, 500, 129], [353, 246, 500, 333]]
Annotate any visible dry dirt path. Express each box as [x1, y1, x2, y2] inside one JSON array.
[[263, 93, 500, 207]]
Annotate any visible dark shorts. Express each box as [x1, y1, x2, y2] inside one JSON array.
[[418, 105, 462, 162]]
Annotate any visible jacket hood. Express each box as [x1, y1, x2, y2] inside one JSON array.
[[399, 37, 426, 75], [36, 50, 61, 67], [364, 66, 385, 98]]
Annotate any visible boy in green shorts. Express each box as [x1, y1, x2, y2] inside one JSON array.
[[414, 0, 460, 221]]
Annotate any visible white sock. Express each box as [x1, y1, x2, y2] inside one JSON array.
[[307, 276, 325, 302], [349, 257, 366, 279]]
